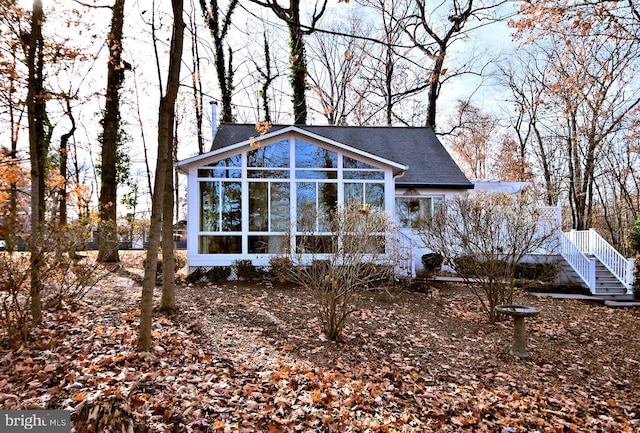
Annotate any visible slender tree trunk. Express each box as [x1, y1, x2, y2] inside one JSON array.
[[160, 121, 177, 313], [98, 0, 126, 263], [27, 0, 47, 325], [288, 13, 307, 125], [59, 99, 76, 228], [426, 49, 445, 131], [7, 45, 21, 254], [199, 0, 238, 123], [138, 0, 185, 351], [189, 1, 205, 154]]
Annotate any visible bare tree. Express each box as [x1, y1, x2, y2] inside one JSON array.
[[498, 50, 563, 206], [442, 100, 497, 179], [248, 0, 329, 125], [199, 0, 239, 123], [419, 191, 559, 322], [26, 0, 50, 325], [389, 0, 509, 130], [253, 33, 279, 123], [97, 0, 126, 263], [139, 0, 185, 351], [306, 11, 369, 125]]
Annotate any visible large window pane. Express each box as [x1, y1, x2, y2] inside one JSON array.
[[249, 183, 268, 231], [249, 182, 290, 232], [296, 182, 316, 231], [200, 182, 220, 231], [295, 139, 337, 169], [318, 183, 337, 231], [248, 139, 289, 168], [200, 181, 242, 232], [366, 183, 385, 209], [344, 183, 363, 206], [395, 196, 443, 228], [198, 155, 241, 178], [271, 182, 290, 231], [221, 181, 241, 231], [345, 182, 384, 209]]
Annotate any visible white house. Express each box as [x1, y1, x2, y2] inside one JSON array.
[[176, 123, 635, 297], [176, 124, 473, 272]]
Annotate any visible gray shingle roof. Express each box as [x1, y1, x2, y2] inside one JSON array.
[[211, 124, 472, 189]]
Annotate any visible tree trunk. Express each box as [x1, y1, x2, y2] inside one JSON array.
[[160, 122, 177, 313], [138, 0, 185, 351], [98, 0, 126, 263], [288, 8, 307, 125], [199, 0, 238, 123], [27, 0, 48, 325]]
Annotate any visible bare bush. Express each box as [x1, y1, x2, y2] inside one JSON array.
[[419, 191, 559, 322], [278, 202, 397, 341], [0, 225, 115, 348]]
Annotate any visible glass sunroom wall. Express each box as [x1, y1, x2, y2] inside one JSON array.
[[247, 140, 290, 254], [197, 155, 243, 254], [192, 134, 394, 264]]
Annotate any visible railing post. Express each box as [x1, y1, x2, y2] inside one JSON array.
[[589, 228, 597, 255], [588, 257, 597, 294], [626, 257, 635, 293]]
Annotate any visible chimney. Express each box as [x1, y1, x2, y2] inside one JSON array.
[[339, 115, 347, 126], [210, 101, 218, 140]]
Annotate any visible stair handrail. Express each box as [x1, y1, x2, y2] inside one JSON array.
[[586, 228, 634, 291], [560, 230, 596, 291]]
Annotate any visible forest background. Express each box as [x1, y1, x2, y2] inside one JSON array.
[[1, 0, 640, 256]]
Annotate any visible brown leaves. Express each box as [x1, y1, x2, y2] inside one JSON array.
[[1, 257, 639, 431]]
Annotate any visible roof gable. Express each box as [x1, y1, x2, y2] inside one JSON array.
[[178, 124, 472, 189]]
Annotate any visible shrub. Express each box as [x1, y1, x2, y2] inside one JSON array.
[[0, 249, 111, 349], [419, 192, 560, 322], [233, 259, 266, 281], [186, 266, 233, 284], [283, 202, 398, 341], [268, 257, 293, 284]]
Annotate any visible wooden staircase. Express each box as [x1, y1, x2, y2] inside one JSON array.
[[560, 229, 635, 300], [592, 258, 634, 299]]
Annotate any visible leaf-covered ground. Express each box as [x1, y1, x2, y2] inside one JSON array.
[[1, 255, 640, 432]]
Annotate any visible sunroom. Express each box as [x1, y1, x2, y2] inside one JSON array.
[[176, 124, 474, 273]]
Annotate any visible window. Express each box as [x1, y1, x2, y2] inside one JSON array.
[[195, 136, 390, 256], [198, 155, 241, 178], [395, 196, 443, 228], [345, 182, 385, 209], [343, 156, 384, 180], [200, 181, 241, 232], [296, 182, 338, 232], [249, 181, 290, 232], [248, 139, 290, 178]]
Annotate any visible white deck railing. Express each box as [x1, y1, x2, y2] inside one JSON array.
[[560, 231, 596, 292], [563, 229, 634, 294]]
